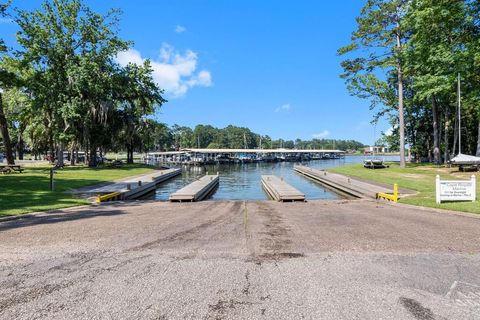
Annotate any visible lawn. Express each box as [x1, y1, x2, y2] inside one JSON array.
[[329, 163, 480, 214], [0, 164, 156, 216]]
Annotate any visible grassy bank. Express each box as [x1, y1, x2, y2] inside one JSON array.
[[0, 164, 156, 217], [329, 163, 480, 214]]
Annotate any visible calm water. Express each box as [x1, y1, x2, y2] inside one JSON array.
[[147, 155, 400, 201]]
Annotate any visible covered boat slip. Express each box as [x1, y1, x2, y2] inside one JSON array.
[[261, 175, 305, 202], [85, 168, 182, 201], [169, 174, 220, 202]]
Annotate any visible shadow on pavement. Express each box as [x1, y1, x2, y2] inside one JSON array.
[[0, 206, 128, 231]]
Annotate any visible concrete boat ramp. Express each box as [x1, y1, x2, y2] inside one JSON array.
[[261, 175, 305, 202], [85, 168, 182, 201], [294, 165, 405, 199], [170, 174, 219, 202]]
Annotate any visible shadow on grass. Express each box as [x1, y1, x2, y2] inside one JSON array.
[[0, 205, 128, 231]]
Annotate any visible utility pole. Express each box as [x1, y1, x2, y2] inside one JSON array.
[[457, 73, 461, 154]]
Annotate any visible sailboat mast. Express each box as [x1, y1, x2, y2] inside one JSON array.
[[457, 73, 461, 154]]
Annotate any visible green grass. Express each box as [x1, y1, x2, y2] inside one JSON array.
[[330, 163, 480, 214], [0, 164, 156, 216]]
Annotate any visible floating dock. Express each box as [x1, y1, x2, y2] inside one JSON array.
[[261, 175, 305, 202], [85, 168, 182, 202], [294, 165, 393, 199], [170, 174, 219, 202]]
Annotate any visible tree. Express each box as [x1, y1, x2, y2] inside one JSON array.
[[338, 0, 410, 167], [0, 1, 16, 165], [15, 0, 130, 166], [115, 61, 165, 164], [404, 0, 469, 164]]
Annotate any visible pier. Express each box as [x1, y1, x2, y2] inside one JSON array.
[[85, 168, 182, 201], [261, 175, 305, 202], [294, 165, 398, 199], [170, 174, 220, 202]]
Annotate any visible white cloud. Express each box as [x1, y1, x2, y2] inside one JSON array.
[[275, 104, 291, 112], [175, 25, 187, 33], [312, 130, 330, 139], [384, 125, 397, 136], [115, 43, 212, 98]]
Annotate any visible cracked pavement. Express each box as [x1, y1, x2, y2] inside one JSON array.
[[1, 199, 480, 319]]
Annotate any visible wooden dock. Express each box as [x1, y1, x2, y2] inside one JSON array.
[[261, 175, 305, 202], [294, 165, 394, 199], [170, 174, 219, 202], [85, 168, 182, 201]]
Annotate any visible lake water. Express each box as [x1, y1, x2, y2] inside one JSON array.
[[147, 155, 400, 201]]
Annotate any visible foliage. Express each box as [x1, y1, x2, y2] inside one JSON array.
[[146, 123, 365, 151], [340, 0, 480, 163], [0, 0, 165, 167]]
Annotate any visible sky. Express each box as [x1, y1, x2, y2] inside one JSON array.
[[0, 1, 392, 144]]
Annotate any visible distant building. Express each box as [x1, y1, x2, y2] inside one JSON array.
[[364, 146, 390, 154]]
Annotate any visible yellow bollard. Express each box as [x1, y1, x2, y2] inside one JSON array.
[[376, 184, 398, 203]]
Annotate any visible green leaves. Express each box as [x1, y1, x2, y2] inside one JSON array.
[[341, 0, 480, 159]]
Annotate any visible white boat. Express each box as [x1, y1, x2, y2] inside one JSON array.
[[450, 153, 480, 165]]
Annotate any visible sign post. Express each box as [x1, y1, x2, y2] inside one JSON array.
[[436, 175, 476, 204]]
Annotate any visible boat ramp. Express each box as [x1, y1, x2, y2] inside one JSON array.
[[261, 175, 305, 202], [170, 174, 220, 202]]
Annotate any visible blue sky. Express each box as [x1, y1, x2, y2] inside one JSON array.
[[1, 1, 391, 144]]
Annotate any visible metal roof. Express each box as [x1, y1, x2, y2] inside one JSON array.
[[148, 149, 345, 155]]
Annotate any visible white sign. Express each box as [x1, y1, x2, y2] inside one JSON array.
[[436, 175, 476, 204]]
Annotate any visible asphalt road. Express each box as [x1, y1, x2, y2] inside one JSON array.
[[0, 200, 479, 319]]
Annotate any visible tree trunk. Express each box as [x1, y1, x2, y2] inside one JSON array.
[[476, 119, 480, 157], [17, 126, 25, 160], [127, 145, 134, 164], [56, 142, 64, 167], [88, 145, 97, 167], [432, 95, 440, 164], [48, 131, 55, 164], [70, 147, 75, 166], [396, 25, 406, 168], [444, 110, 449, 164], [0, 92, 15, 165], [452, 110, 458, 157]]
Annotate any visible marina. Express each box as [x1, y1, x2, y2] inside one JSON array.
[[149, 156, 400, 201], [261, 175, 306, 202], [147, 148, 345, 165], [169, 174, 220, 202]]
